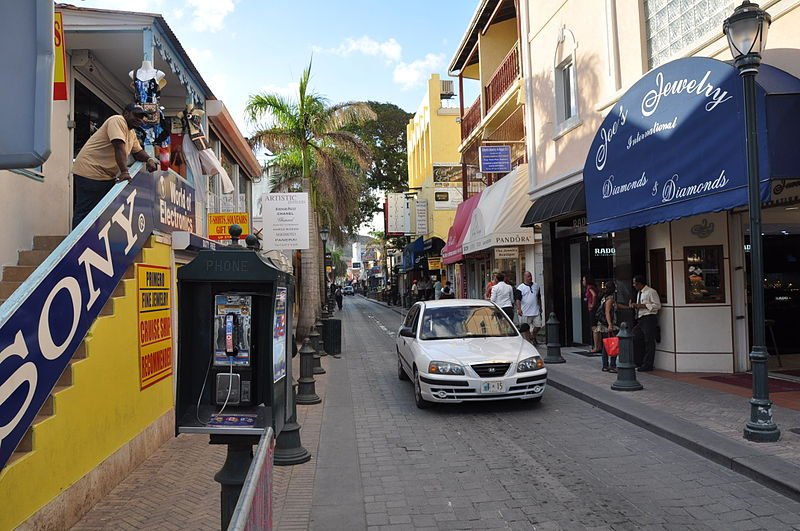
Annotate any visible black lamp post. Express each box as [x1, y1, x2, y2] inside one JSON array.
[[320, 226, 330, 311], [724, 1, 780, 442]]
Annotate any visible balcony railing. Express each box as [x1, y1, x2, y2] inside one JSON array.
[[461, 96, 482, 140], [484, 45, 519, 113]]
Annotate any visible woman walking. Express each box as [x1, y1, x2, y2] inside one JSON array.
[[583, 275, 601, 353], [597, 282, 619, 372]]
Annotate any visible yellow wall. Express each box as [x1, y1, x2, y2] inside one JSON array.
[[479, 18, 518, 86], [407, 75, 462, 241], [0, 238, 175, 529]]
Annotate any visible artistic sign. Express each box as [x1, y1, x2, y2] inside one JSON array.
[[261, 193, 309, 250], [583, 57, 770, 235], [137, 264, 172, 389]]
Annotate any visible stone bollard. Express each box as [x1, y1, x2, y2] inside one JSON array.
[[295, 339, 321, 404], [309, 326, 326, 375], [314, 320, 328, 358], [611, 322, 643, 391], [543, 312, 566, 364]]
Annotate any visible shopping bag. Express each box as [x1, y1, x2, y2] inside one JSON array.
[[603, 336, 619, 357]]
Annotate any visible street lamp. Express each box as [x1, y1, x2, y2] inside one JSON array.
[[319, 226, 330, 310], [724, 1, 780, 442]]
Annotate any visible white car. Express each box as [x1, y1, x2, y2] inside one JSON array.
[[342, 285, 354, 296], [396, 299, 547, 408]]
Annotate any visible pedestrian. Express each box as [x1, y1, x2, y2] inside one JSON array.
[[490, 273, 515, 321], [433, 276, 442, 300], [583, 275, 602, 353], [630, 275, 661, 371], [484, 271, 499, 299], [71, 103, 160, 228], [516, 271, 543, 345], [335, 285, 343, 310], [596, 281, 618, 373], [411, 279, 419, 302], [440, 281, 455, 299]]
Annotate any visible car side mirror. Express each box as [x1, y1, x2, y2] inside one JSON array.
[[399, 326, 415, 338]]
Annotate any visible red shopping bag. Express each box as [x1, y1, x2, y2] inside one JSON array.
[[603, 336, 619, 357]]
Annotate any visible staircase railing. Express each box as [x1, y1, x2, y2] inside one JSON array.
[[0, 163, 155, 471]]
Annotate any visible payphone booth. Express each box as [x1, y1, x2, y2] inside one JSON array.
[[176, 242, 294, 438]]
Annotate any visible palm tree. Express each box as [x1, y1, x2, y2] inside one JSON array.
[[246, 61, 375, 337]]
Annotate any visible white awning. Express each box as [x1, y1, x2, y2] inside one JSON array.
[[462, 164, 533, 255]]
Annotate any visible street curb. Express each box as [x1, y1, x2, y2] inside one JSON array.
[[356, 294, 404, 316], [547, 368, 800, 503]]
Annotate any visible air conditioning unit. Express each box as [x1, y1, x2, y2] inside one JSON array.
[[440, 80, 455, 100]]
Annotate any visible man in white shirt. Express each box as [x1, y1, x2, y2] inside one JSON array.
[[516, 271, 542, 345], [631, 275, 662, 371], [490, 272, 515, 321]]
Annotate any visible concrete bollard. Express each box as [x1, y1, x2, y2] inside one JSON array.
[[314, 320, 328, 358], [309, 326, 326, 375], [543, 312, 566, 364], [611, 322, 643, 391], [295, 339, 321, 404], [274, 379, 312, 466]]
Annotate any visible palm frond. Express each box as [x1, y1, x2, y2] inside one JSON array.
[[245, 93, 297, 127], [322, 131, 373, 171], [321, 102, 376, 131], [248, 128, 301, 153]]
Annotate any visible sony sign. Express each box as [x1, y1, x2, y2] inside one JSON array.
[[0, 175, 154, 470]]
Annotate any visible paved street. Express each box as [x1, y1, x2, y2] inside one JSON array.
[[313, 295, 800, 530]]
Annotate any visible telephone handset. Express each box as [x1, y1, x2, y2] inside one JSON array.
[[212, 294, 253, 406], [225, 313, 238, 356]]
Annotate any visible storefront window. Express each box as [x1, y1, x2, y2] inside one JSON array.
[[685, 245, 725, 303], [73, 80, 115, 156]]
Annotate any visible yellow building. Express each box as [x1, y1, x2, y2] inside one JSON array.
[[406, 74, 462, 285], [446, 1, 535, 299]]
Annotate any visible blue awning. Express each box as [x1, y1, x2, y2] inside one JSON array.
[[583, 57, 800, 235], [400, 236, 424, 273]]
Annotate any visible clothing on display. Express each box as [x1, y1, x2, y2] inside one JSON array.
[[179, 106, 234, 194], [130, 61, 167, 145]]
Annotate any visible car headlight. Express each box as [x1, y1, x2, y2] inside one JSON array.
[[428, 361, 465, 375], [517, 356, 544, 372]]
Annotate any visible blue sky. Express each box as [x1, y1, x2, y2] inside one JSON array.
[[74, 0, 477, 135]]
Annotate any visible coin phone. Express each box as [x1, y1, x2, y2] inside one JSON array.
[[211, 293, 254, 406]]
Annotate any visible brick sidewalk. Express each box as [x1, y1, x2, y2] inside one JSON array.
[[72, 354, 330, 530]]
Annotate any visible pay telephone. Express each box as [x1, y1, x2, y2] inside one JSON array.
[[211, 294, 254, 406]]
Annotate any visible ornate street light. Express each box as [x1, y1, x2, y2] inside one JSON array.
[[723, 1, 780, 442]]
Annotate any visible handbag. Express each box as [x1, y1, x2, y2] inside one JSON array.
[[602, 336, 619, 357]]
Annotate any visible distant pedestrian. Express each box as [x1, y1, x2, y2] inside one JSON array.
[[440, 281, 455, 299], [433, 276, 442, 300], [484, 271, 499, 300], [490, 273, 515, 321], [597, 282, 618, 373], [630, 275, 661, 371], [335, 286, 343, 310], [411, 279, 419, 301], [583, 275, 601, 353], [516, 271, 542, 345]]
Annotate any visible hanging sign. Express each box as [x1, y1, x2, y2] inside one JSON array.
[[208, 212, 250, 241], [53, 12, 67, 100], [261, 193, 309, 250], [494, 247, 519, 260], [427, 257, 442, 270], [156, 171, 196, 234], [479, 145, 512, 173], [415, 199, 429, 235]]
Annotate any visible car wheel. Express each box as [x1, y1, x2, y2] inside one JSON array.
[[413, 368, 429, 409], [397, 351, 409, 381]]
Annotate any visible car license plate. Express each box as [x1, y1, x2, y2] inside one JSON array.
[[481, 381, 504, 394]]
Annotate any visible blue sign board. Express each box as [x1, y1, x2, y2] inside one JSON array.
[[0, 171, 155, 470], [583, 57, 771, 235], [479, 145, 512, 173]]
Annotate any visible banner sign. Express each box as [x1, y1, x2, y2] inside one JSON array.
[[156, 171, 196, 234], [415, 199, 429, 235], [53, 12, 67, 100], [479, 145, 512, 173], [208, 212, 250, 241], [261, 193, 309, 250], [0, 172, 154, 470], [137, 264, 172, 389], [584, 57, 770, 235]]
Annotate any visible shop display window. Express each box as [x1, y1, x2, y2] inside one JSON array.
[[684, 245, 725, 303]]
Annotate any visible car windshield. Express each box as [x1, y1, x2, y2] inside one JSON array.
[[419, 306, 518, 340]]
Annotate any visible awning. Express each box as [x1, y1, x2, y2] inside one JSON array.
[[462, 164, 533, 254], [583, 57, 800, 235], [400, 236, 424, 273], [423, 237, 446, 255], [442, 190, 483, 265], [521, 182, 585, 227]]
